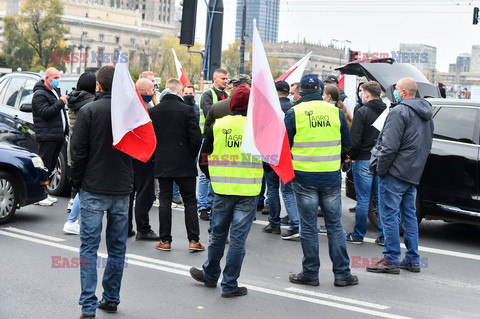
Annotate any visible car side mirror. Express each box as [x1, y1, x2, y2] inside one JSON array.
[[20, 103, 33, 112]]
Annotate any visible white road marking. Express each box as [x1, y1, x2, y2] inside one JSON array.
[[252, 221, 480, 261], [285, 286, 390, 310], [2, 226, 66, 242], [1, 229, 412, 318]]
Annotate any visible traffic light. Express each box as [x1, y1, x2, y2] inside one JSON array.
[[180, 0, 198, 46], [474, 7, 479, 25]]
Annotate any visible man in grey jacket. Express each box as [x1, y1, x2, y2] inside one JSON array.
[[367, 77, 434, 274]]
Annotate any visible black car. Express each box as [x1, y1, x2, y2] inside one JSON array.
[[0, 142, 49, 224], [0, 72, 79, 195], [337, 60, 480, 227]]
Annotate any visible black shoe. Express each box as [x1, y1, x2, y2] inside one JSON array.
[[349, 206, 356, 212], [199, 209, 210, 221], [98, 300, 118, 313], [80, 314, 95, 318], [375, 236, 385, 246], [128, 230, 136, 237], [135, 230, 160, 241], [190, 267, 216, 287], [280, 215, 290, 225], [172, 196, 183, 205], [334, 275, 359, 287], [400, 260, 421, 272], [262, 223, 280, 234], [221, 286, 248, 298], [346, 232, 363, 244], [281, 228, 299, 240], [366, 258, 400, 274], [261, 205, 270, 215], [289, 273, 319, 286], [257, 204, 264, 211]]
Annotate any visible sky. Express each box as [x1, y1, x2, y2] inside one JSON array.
[[177, 0, 480, 72]]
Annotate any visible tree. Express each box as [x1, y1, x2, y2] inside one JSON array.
[[2, 0, 70, 70], [222, 40, 286, 78], [132, 34, 203, 85]]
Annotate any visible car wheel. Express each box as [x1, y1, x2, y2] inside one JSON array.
[[47, 151, 69, 196], [0, 172, 18, 225]]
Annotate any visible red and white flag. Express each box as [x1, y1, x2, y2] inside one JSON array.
[[172, 48, 190, 86], [111, 47, 156, 162], [276, 51, 312, 86], [241, 20, 294, 184], [338, 75, 345, 90]]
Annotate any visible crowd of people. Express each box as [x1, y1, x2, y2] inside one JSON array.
[[30, 66, 434, 318]]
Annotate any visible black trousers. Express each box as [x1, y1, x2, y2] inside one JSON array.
[[38, 140, 64, 175], [128, 160, 155, 234], [158, 177, 199, 243]]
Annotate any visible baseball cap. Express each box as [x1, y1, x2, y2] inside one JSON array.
[[324, 75, 339, 84], [231, 74, 251, 87], [300, 74, 323, 92], [275, 80, 290, 94]]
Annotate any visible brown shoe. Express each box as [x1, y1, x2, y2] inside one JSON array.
[[155, 240, 171, 251], [189, 240, 205, 251]]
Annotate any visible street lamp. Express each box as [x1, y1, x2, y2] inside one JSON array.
[[332, 39, 351, 65]]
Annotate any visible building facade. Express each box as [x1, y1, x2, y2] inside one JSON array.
[[235, 0, 279, 43], [399, 43, 437, 74], [469, 45, 480, 73]]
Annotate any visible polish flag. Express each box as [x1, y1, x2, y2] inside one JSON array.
[[241, 20, 294, 184], [338, 75, 345, 90], [111, 47, 156, 163], [275, 51, 312, 86], [172, 48, 190, 86]]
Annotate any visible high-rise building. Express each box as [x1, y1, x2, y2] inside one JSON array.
[[470, 45, 480, 73], [235, 0, 279, 44], [399, 43, 437, 74], [456, 53, 471, 73], [108, 0, 175, 25]]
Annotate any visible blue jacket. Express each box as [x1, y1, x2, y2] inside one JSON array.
[[371, 98, 434, 185], [285, 92, 352, 187]]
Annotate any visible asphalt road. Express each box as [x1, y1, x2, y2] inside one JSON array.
[[1, 193, 479, 319]]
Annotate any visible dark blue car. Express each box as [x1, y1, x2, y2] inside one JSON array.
[[0, 142, 49, 224]]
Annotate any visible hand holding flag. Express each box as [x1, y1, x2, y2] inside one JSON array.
[[241, 20, 295, 184], [111, 47, 156, 162]]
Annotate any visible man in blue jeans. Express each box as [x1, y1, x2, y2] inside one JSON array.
[[346, 81, 386, 245], [367, 78, 433, 274], [190, 85, 262, 297], [71, 65, 134, 318], [285, 74, 358, 287]]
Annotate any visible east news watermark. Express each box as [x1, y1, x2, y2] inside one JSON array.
[[351, 51, 429, 63], [51, 256, 128, 269], [51, 51, 129, 64]]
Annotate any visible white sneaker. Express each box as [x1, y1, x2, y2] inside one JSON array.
[[153, 198, 160, 207], [34, 198, 54, 206], [171, 203, 178, 208], [67, 198, 74, 211], [63, 220, 80, 235], [47, 195, 58, 203]]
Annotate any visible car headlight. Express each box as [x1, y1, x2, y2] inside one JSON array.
[[31, 156, 45, 168]]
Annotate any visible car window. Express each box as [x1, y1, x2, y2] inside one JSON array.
[[19, 78, 37, 106], [433, 106, 478, 144], [0, 77, 10, 101], [3, 77, 26, 107]]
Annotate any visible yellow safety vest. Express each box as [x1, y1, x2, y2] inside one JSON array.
[[291, 100, 342, 172], [198, 88, 219, 134], [208, 115, 264, 196]]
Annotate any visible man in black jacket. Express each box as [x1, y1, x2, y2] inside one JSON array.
[[71, 66, 134, 318], [32, 67, 68, 204], [149, 78, 204, 252], [346, 81, 386, 245]]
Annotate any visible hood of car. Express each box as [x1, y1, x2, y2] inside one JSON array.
[[0, 142, 36, 157], [335, 58, 440, 102]]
